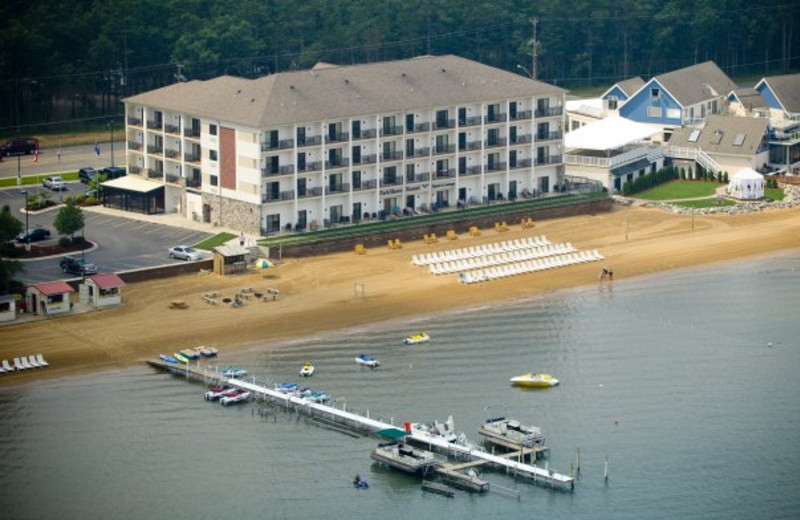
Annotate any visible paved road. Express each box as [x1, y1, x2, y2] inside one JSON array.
[[0, 141, 125, 179], [1, 183, 213, 284]]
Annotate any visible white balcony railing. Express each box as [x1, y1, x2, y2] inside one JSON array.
[[564, 145, 656, 169]]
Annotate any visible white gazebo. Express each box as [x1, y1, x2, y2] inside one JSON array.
[[727, 168, 764, 200]]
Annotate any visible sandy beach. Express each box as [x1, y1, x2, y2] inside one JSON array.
[[2, 203, 799, 386]]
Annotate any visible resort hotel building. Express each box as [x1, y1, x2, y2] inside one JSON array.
[[119, 55, 566, 236]]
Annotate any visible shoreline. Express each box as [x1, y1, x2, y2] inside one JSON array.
[[2, 204, 799, 388]]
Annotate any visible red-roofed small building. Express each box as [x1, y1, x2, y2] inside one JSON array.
[[82, 273, 126, 307], [26, 281, 75, 316]]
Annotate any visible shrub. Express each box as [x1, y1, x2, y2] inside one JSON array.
[[622, 164, 680, 196], [72, 235, 86, 245], [58, 237, 71, 248]]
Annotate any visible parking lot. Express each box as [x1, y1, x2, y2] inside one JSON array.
[[1, 181, 214, 284]]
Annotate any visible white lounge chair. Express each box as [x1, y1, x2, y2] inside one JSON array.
[[2, 359, 14, 372], [19, 356, 32, 370], [36, 354, 49, 367], [27, 355, 40, 368], [0, 364, 5, 374], [13, 357, 25, 371]]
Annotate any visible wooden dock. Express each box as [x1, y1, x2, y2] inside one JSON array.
[[147, 359, 574, 491]]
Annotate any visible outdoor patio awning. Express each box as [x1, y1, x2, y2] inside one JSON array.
[[565, 117, 660, 151], [102, 176, 163, 193]]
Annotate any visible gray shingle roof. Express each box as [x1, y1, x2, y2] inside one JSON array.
[[615, 77, 645, 97], [730, 87, 769, 109], [654, 61, 737, 107], [669, 115, 768, 156], [761, 73, 800, 113], [124, 55, 565, 129]]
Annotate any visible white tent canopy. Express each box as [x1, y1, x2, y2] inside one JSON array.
[[727, 168, 764, 200], [565, 117, 659, 151]]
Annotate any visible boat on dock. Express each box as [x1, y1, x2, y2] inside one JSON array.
[[409, 416, 474, 448], [220, 389, 251, 406], [194, 346, 218, 357], [404, 332, 430, 345], [371, 442, 440, 474], [221, 366, 247, 378], [174, 352, 189, 364], [159, 354, 179, 364], [204, 385, 235, 401], [509, 373, 559, 388], [304, 391, 330, 403], [355, 354, 380, 368], [478, 417, 545, 449], [179, 348, 200, 360], [299, 363, 315, 377], [275, 383, 298, 394]]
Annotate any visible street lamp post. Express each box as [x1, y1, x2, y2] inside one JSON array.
[[108, 119, 115, 167], [20, 190, 29, 248], [516, 64, 534, 79]]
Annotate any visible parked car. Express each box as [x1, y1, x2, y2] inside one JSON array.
[[59, 256, 98, 276], [15, 227, 51, 243], [169, 245, 204, 261], [42, 176, 66, 191], [100, 166, 126, 180], [78, 167, 96, 184], [0, 137, 38, 156], [83, 188, 99, 199]]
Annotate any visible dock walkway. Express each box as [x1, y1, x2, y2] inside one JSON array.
[[147, 359, 574, 490]]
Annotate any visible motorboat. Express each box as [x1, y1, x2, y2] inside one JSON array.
[[194, 346, 218, 357], [478, 417, 545, 449], [509, 373, 559, 387], [179, 348, 200, 360], [408, 416, 474, 449], [275, 382, 298, 393], [220, 389, 251, 406], [299, 363, 315, 377], [221, 366, 247, 378], [355, 354, 380, 368], [204, 385, 234, 401], [304, 391, 330, 403], [370, 442, 439, 474], [159, 354, 179, 364], [174, 352, 189, 364], [404, 332, 430, 345]]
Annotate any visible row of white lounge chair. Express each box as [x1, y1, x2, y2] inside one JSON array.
[[458, 251, 605, 284], [0, 354, 49, 373], [428, 243, 587, 275], [411, 236, 552, 266]]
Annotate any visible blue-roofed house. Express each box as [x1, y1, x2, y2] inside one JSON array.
[[600, 77, 645, 111], [726, 87, 770, 119], [619, 61, 737, 137], [753, 73, 800, 171]]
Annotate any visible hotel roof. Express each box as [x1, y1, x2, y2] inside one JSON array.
[[124, 55, 566, 128]]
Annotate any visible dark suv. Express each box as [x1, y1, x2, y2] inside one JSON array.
[[1, 137, 38, 157], [59, 256, 98, 276], [79, 167, 96, 184], [100, 166, 126, 180]]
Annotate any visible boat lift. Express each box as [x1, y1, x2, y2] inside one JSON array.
[[146, 359, 574, 491]]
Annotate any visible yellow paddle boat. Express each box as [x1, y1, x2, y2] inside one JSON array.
[[509, 373, 559, 388]]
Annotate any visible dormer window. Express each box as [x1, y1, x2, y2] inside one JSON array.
[[650, 88, 661, 101], [607, 96, 618, 110]]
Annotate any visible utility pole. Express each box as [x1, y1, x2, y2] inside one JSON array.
[[531, 18, 539, 81]]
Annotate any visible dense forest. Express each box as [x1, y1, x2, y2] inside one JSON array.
[[1, 0, 798, 134]]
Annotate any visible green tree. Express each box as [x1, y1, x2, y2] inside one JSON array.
[[0, 204, 23, 244], [53, 200, 85, 240]]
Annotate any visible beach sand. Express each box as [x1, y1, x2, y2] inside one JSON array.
[[2, 204, 799, 385]]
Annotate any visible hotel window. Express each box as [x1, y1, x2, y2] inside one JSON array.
[[209, 124, 217, 136], [209, 149, 218, 161], [210, 175, 218, 186], [647, 107, 662, 118], [650, 88, 661, 101]]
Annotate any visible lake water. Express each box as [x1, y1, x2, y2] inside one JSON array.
[[1, 252, 799, 519]]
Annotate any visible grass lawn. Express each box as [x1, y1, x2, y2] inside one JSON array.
[[635, 180, 721, 200], [672, 198, 737, 209], [0, 171, 78, 188], [765, 187, 785, 201], [194, 232, 237, 251]]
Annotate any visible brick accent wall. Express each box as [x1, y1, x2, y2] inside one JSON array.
[[201, 192, 261, 236], [220, 126, 236, 190]]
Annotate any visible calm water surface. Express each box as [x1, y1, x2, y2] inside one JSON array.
[[1, 253, 799, 519]]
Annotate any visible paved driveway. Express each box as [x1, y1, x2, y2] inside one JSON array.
[[2, 182, 214, 284]]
